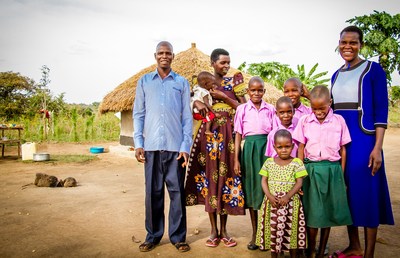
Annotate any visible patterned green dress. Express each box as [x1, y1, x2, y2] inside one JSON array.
[[256, 158, 308, 253]]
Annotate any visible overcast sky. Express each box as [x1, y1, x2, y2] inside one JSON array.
[[0, 0, 399, 104]]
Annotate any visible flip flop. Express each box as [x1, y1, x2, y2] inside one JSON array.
[[205, 237, 220, 247], [174, 242, 190, 252], [329, 250, 346, 258], [329, 250, 363, 258], [220, 237, 237, 247]]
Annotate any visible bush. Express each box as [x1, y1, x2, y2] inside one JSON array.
[[389, 86, 400, 106]]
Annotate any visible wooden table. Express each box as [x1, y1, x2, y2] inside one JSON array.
[[0, 126, 23, 158]]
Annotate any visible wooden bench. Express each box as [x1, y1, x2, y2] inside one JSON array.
[[0, 139, 21, 158]]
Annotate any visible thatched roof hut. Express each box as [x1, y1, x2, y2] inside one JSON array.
[[99, 43, 282, 114], [99, 43, 282, 146]]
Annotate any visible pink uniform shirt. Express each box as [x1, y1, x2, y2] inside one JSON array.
[[265, 120, 298, 158], [292, 108, 351, 162], [294, 103, 312, 121], [234, 100, 275, 137]]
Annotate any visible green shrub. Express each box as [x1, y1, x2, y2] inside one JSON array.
[[389, 86, 400, 106]]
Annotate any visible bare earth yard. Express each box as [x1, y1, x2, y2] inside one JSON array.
[[1, 128, 399, 258]]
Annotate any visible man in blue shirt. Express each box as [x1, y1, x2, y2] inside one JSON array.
[[133, 41, 192, 252]]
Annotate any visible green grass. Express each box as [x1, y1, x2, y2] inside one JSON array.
[[22, 154, 98, 164], [9, 112, 120, 143], [51, 154, 98, 163], [389, 105, 400, 127]]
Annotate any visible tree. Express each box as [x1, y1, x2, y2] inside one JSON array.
[[239, 61, 329, 90], [38, 65, 51, 139], [243, 61, 295, 90], [1, 67, 67, 128], [293, 64, 330, 89], [347, 10, 400, 84], [0, 72, 36, 120], [28, 66, 68, 139]]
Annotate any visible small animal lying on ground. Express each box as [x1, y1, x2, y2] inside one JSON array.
[[21, 173, 78, 189], [58, 177, 77, 187], [35, 173, 58, 187]]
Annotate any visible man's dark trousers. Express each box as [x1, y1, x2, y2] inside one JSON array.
[[144, 151, 187, 244]]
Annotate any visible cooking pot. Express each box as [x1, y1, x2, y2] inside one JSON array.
[[33, 153, 50, 161]]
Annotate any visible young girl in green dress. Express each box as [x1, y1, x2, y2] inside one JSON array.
[[256, 129, 308, 258], [233, 76, 275, 250]]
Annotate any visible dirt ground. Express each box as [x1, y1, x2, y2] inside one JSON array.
[[1, 128, 399, 258]]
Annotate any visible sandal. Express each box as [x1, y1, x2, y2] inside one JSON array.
[[220, 237, 237, 247], [205, 237, 220, 247], [329, 250, 363, 258], [139, 241, 156, 252], [247, 242, 258, 250], [174, 242, 191, 252]]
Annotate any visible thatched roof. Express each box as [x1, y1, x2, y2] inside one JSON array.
[[99, 43, 282, 114]]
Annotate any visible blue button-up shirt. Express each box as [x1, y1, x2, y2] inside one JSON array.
[[133, 69, 193, 153]]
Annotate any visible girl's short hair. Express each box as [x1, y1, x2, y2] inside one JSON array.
[[248, 76, 265, 87], [274, 129, 292, 142], [284, 77, 302, 90], [310, 85, 330, 100], [276, 96, 293, 109]]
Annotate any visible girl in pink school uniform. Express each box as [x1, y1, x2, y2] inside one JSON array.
[[292, 86, 352, 258], [256, 129, 308, 258], [265, 96, 298, 158], [233, 76, 275, 250], [283, 77, 312, 122], [273, 78, 312, 129]]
